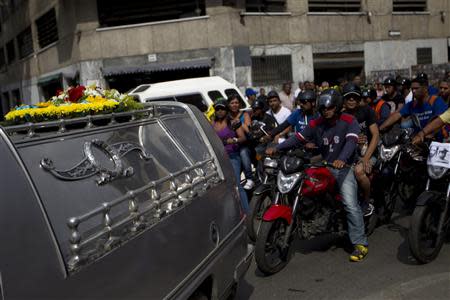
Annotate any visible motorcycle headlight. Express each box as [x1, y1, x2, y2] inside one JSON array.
[[277, 172, 301, 194], [427, 165, 448, 180], [380, 144, 400, 162]]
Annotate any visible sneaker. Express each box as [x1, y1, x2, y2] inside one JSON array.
[[363, 203, 375, 217], [349, 244, 368, 262], [243, 179, 255, 190]]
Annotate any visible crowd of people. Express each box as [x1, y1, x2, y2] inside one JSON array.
[[211, 71, 450, 263]]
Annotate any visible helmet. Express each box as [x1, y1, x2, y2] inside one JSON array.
[[342, 83, 361, 98], [361, 88, 377, 100], [416, 72, 428, 81], [383, 77, 397, 86], [267, 90, 280, 100], [251, 99, 266, 110], [214, 98, 228, 110], [317, 88, 342, 113], [297, 90, 316, 103], [401, 78, 411, 88]]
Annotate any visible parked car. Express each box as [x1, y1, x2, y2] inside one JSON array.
[[128, 76, 250, 120], [0, 102, 252, 299]]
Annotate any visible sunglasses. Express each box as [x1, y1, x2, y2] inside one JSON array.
[[215, 106, 227, 111]]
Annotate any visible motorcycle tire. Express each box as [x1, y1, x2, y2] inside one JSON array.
[[247, 192, 272, 242], [255, 219, 292, 275], [408, 204, 446, 264], [365, 210, 378, 236]]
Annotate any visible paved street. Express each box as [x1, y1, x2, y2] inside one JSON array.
[[237, 212, 450, 299]]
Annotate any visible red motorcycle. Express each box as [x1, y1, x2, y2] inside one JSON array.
[[254, 150, 378, 275]]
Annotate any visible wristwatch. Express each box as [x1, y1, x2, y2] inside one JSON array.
[[232, 137, 238, 144]]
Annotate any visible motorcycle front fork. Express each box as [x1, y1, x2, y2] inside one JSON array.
[[281, 182, 304, 248]]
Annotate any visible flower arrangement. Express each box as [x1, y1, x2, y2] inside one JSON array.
[[4, 85, 144, 125]]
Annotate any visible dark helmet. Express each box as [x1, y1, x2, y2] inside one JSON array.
[[297, 90, 316, 103], [267, 90, 280, 100], [361, 88, 377, 100], [342, 83, 361, 98], [383, 77, 397, 86], [251, 99, 266, 110], [416, 72, 428, 81], [317, 88, 342, 114], [214, 98, 228, 110], [401, 78, 411, 88]]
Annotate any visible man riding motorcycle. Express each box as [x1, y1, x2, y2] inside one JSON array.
[[267, 90, 320, 143], [342, 83, 380, 217], [380, 78, 448, 137], [266, 89, 369, 262]]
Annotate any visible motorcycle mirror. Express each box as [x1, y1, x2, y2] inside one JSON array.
[[411, 114, 421, 129], [231, 121, 242, 131]]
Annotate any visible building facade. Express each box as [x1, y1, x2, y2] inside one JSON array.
[[0, 0, 449, 115]]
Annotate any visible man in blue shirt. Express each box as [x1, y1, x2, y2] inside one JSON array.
[[380, 78, 448, 134], [268, 90, 320, 143]]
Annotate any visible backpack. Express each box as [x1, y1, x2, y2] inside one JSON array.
[[374, 99, 386, 120]]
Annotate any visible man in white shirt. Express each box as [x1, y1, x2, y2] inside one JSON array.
[[401, 78, 413, 104], [279, 82, 296, 111], [294, 81, 304, 98], [267, 90, 291, 125]]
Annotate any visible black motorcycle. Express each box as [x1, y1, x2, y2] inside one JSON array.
[[409, 142, 450, 263], [374, 126, 428, 223]]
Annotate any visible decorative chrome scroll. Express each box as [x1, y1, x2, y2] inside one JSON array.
[[65, 158, 221, 274], [40, 139, 152, 185]]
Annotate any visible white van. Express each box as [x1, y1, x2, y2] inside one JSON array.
[[128, 76, 250, 120]]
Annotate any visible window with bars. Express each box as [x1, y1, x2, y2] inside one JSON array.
[[0, 47, 5, 70], [393, 0, 427, 12], [417, 48, 432, 65], [6, 39, 15, 64], [308, 0, 361, 12], [97, 0, 206, 27], [246, 0, 286, 12], [251, 55, 292, 86], [17, 26, 33, 58], [36, 8, 58, 48]]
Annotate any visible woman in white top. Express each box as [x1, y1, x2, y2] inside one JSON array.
[[266, 91, 292, 125]]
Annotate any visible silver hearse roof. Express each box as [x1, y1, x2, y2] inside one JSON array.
[[0, 103, 223, 276]]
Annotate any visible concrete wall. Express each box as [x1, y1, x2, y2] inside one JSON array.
[[365, 38, 449, 78]]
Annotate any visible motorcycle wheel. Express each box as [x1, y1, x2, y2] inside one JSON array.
[[365, 209, 378, 236], [377, 183, 398, 224], [408, 204, 446, 264], [255, 219, 291, 275], [247, 192, 272, 242]]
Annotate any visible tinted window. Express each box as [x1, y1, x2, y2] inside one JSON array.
[[146, 97, 176, 102], [133, 85, 151, 93], [175, 94, 208, 112], [224, 89, 246, 108], [208, 90, 225, 102]]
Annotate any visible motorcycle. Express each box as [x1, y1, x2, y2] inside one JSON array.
[[373, 126, 428, 223], [409, 141, 450, 263], [254, 150, 378, 275], [246, 154, 278, 242]]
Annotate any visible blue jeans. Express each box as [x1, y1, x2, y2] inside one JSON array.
[[229, 153, 250, 214], [240, 146, 254, 181], [330, 167, 368, 246]]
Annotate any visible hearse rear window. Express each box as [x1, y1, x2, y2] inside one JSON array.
[[224, 88, 245, 107], [208, 90, 225, 102]]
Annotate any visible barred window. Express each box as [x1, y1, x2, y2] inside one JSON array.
[[6, 39, 15, 63], [0, 47, 5, 70], [417, 48, 432, 65], [17, 26, 33, 58], [308, 0, 361, 12], [246, 0, 286, 12], [97, 0, 206, 27], [251, 55, 292, 86], [393, 0, 427, 12], [36, 8, 58, 48]]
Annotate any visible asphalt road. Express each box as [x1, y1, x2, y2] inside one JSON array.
[[237, 212, 450, 300]]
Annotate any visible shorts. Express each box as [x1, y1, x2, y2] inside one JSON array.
[[356, 156, 377, 173]]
